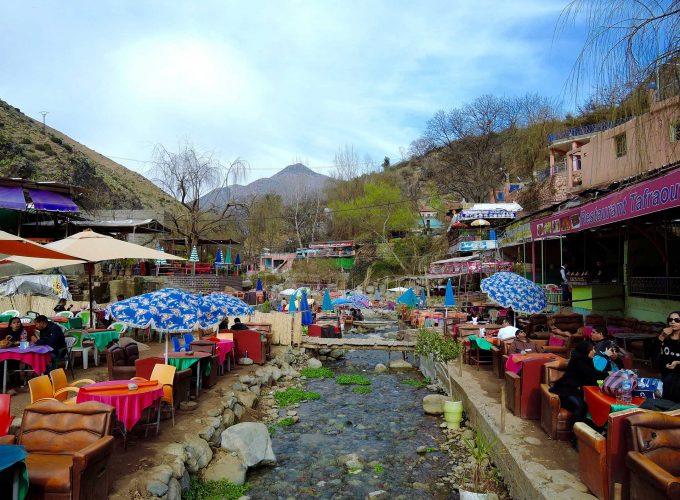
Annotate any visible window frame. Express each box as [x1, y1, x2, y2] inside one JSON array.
[[614, 132, 627, 158]]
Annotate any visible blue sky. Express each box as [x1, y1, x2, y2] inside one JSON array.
[[0, 1, 588, 183]]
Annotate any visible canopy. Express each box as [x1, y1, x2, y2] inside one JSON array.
[[396, 288, 418, 307], [0, 186, 27, 210], [256, 277, 263, 291], [387, 286, 409, 293], [189, 246, 199, 263], [28, 189, 79, 212], [322, 289, 333, 311], [444, 278, 456, 307], [280, 288, 297, 296], [299, 290, 313, 326], [480, 272, 546, 314], [0, 230, 84, 262]]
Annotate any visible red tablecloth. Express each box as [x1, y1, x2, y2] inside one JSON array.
[[583, 385, 645, 427], [76, 379, 163, 430], [0, 345, 52, 375], [214, 340, 235, 365], [505, 353, 556, 375]]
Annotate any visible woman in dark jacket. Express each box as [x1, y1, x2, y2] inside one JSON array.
[[550, 340, 609, 423], [2, 317, 26, 342]]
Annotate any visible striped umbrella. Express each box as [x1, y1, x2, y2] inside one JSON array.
[[189, 246, 199, 262]]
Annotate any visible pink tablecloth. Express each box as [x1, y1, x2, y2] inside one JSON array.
[[76, 379, 163, 430], [505, 353, 556, 375], [215, 340, 235, 365], [0, 346, 52, 375]]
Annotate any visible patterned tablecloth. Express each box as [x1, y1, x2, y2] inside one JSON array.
[[76, 379, 163, 430], [0, 345, 52, 376]]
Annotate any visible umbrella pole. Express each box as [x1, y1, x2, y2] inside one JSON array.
[[165, 331, 168, 363], [88, 262, 94, 328]]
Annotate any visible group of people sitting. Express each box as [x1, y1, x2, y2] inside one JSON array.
[[2, 315, 67, 372]]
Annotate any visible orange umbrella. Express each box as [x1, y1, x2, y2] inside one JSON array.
[[0, 230, 82, 261]]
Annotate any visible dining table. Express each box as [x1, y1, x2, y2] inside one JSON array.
[[583, 385, 646, 427], [205, 337, 235, 368], [166, 351, 212, 395], [456, 323, 503, 338], [0, 443, 28, 500], [51, 316, 83, 330], [505, 352, 557, 375], [76, 379, 163, 445], [86, 328, 120, 352], [0, 345, 53, 393]]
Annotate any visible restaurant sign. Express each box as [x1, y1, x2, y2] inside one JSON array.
[[498, 221, 531, 247], [457, 240, 497, 252], [531, 168, 680, 239]]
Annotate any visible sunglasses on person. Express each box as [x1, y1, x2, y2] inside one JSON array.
[[669, 317, 680, 323]]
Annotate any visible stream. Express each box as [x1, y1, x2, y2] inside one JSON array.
[[247, 332, 460, 499]]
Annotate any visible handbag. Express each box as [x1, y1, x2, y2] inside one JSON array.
[[601, 369, 638, 397], [634, 377, 663, 399]]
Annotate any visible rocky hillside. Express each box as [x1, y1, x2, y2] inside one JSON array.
[[0, 99, 179, 210], [201, 163, 331, 208]]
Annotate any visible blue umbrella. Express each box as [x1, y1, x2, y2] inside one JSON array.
[[235, 253, 241, 266], [444, 278, 455, 307], [289, 295, 297, 313], [204, 292, 254, 317], [480, 272, 546, 314], [396, 288, 418, 307], [225, 247, 232, 265], [332, 297, 353, 306], [322, 289, 333, 311], [299, 290, 313, 326], [419, 288, 427, 308], [215, 248, 223, 264], [256, 277, 263, 291]]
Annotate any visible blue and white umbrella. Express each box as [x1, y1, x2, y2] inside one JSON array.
[[480, 272, 546, 314], [204, 292, 254, 317]]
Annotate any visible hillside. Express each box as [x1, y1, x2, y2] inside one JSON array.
[[201, 163, 331, 207], [0, 99, 180, 211]]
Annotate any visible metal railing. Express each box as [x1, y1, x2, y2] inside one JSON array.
[[548, 117, 632, 144], [628, 277, 680, 299]]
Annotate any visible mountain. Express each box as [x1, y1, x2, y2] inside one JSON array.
[[0, 99, 179, 210], [201, 163, 332, 207]]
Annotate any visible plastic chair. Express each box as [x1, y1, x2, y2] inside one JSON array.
[[49, 368, 94, 404], [133, 364, 177, 430], [183, 334, 195, 351], [489, 309, 499, 323], [56, 311, 73, 318], [172, 336, 183, 353], [76, 310, 91, 327], [64, 336, 77, 378], [28, 375, 57, 404], [109, 322, 127, 335], [1, 310, 19, 318], [26, 311, 39, 319], [0, 394, 13, 437], [66, 329, 95, 369]]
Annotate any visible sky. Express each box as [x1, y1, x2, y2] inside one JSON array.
[[0, 1, 589, 184]]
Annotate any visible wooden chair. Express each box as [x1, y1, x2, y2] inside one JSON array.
[[466, 336, 493, 370]]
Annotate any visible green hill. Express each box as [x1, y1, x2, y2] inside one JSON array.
[[0, 99, 179, 210]]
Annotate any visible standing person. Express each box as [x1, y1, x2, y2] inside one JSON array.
[[32, 315, 66, 372], [655, 311, 680, 377], [53, 298, 72, 314], [549, 341, 608, 425], [560, 264, 570, 305]]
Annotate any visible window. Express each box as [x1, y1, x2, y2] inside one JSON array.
[[614, 133, 627, 157], [671, 122, 680, 142]]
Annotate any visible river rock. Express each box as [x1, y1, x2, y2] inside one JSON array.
[[235, 390, 258, 409], [179, 401, 198, 411], [388, 359, 413, 370], [307, 358, 323, 368], [233, 403, 245, 420], [238, 357, 254, 365], [220, 422, 276, 467], [202, 451, 248, 485], [167, 477, 181, 500], [423, 394, 449, 415], [271, 366, 283, 380], [146, 480, 168, 497], [367, 491, 388, 499], [184, 437, 213, 472], [329, 349, 345, 359], [319, 348, 332, 355], [163, 443, 188, 463], [374, 363, 388, 373], [338, 452, 363, 473], [222, 408, 236, 427], [461, 429, 475, 441]]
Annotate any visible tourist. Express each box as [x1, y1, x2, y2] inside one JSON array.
[[281, 298, 288, 312], [549, 341, 608, 425], [2, 317, 26, 342], [560, 264, 571, 304], [509, 329, 541, 354], [230, 318, 249, 331], [53, 298, 72, 313], [497, 319, 518, 341], [655, 311, 680, 377], [593, 340, 622, 372], [590, 325, 608, 351], [32, 315, 66, 371]]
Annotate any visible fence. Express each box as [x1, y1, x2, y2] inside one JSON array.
[[221, 311, 302, 346], [0, 295, 98, 317], [629, 277, 680, 300]]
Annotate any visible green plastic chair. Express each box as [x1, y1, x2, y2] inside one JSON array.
[[56, 311, 73, 318], [1, 310, 20, 318], [66, 329, 95, 369], [76, 311, 91, 327], [109, 322, 127, 335]]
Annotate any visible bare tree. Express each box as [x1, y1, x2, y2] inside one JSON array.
[[560, 1, 680, 101], [151, 140, 248, 249], [333, 144, 361, 180], [288, 186, 326, 249]]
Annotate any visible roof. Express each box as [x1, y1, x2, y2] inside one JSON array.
[[162, 238, 240, 246], [20, 218, 169, 235], [0, 177, 83, 195]]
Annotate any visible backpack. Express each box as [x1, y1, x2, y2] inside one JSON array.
[[601, 369, 638, 397]]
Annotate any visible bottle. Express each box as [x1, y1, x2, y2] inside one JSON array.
[[20, 330, 27, 342], [621, 371, 633, 404]]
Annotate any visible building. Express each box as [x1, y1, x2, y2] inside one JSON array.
[[298, 241, 356, 270], [416, 206, 445, 233], [259, 252, 296, 273]]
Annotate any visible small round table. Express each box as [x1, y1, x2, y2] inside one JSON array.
[[166, 351, 211, 396]]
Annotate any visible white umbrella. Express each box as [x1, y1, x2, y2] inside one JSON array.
[[8, 229, 184, 326]]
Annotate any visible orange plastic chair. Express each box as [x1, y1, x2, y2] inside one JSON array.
[[28, 375, 57, 404], [0, 394, 14, 436], [133, 363, 176, 427], [49, 368, 94, 403]]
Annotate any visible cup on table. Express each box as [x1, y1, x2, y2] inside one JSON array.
[[521, 349, 526, 355]]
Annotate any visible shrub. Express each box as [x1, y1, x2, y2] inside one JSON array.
[[20, 137, 31, 144], [260, 300, 272, 313], [275, 416, 296, 427], [49, 134, 63, 145], [415, 328, 461, 363], [401, 377, 431, 388], [183, 477, 249, 500], [300, 367, 334, 379], [335, 374, 371, 386], [274, 387, 321, 407]]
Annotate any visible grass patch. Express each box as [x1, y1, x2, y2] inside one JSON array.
[[335, 374, 371, 386], [352, 386, 372, 394], [183, 477, 249, 500], [373, 463, 385, 474], [300, 367, 334, 379], [274, 387, 321, 407], [401, 377, 431, 389], [276, 416, 296, 427]]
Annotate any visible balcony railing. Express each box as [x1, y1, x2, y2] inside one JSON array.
[[548, 117, 632, 144], [533, 160, 567, 181], [628, 276, 680, 299]]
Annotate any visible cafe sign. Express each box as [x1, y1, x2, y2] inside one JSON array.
[[457, 240, 497, 252], [531, 167, 680, 239]]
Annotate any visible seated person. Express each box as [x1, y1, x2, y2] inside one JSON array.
[[593, 340, 622, 372], [590, 324, 607, 350], [3, 317, 27, 342], [53, 298, 73, 313], [355, 308, 364, 321], [32, 315, 66, 371], [497, 319, 518, 341], [230, 318, 249, 331], [116, 294, 125, 301], [509, 329, 541, 354]]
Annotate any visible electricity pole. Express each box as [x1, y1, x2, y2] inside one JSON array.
[[40, 111, 48, 134]]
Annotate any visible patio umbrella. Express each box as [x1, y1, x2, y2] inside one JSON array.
[[419, 288, 427, 308], [9, 229, 182, 327], [387, 286, 409, 293], [256, 277, 263, 292], [444, 277, 455, 318], [289, 295, 297, 313], [396, 288, 418, 307], [203, 292, 254, 318], [299, 290, 313, 326], [322, 289, 333, 311], [332, 297, 353, 307], [0, 230, 83, 262], [189, 246, 199, 275], [481, 272, 546, 315], [215, 248, 223, 275], [470, 219, 490, 227]]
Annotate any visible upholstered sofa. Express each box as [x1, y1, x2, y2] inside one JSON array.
[[539, 358, 575, 441], [504, 356, 554, 419]]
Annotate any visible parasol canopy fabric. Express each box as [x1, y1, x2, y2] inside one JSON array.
[[189, 246, 199, 263], [225, 247, 232, 265], [0, 230, 84, 263], [396, 288, 418, 307], [480, 272, 546, 314], [387, 286, 409, 293], [256, 277, 263, 291], [444, 278, 456, 307], [419, 288, 427, 307], [215, 248, 223, 264], [235, 253, 241, 266], [322, 289, 333, 311], [299, 290, 313, 326], [202, 292, 254, 317], [470, 219, 490, 227]]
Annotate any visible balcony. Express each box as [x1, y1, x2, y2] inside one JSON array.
[[533, 160, 566, 181], [548, 117, 632, 144]]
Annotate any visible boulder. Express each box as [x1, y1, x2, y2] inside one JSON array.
[[271, 366, 283, 381], [184, 437, 213, 473], [233, 403, 245, 420], [179, 401, 198, 412], [146, 480, 168, 497], [329, 349, 345, 359], [388, 359, 413, 370], [423, 394, 450, 415], [222, 408, 236, 427], [374, 363, 388, 373], [307, 358, 323, 369], [166, 478, 181, 500], [239, 375, 256, 385], [238, 357, 254, 365], [221, 422, 276, 467], [235, 390, 258, 409], [202, 451, 247, 485]]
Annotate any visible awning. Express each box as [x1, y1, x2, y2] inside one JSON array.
[[452, 202, 523, 223], [28, 189, 79, 212], [0, 186, 27, 211]]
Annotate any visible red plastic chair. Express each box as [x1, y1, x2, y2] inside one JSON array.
[[0, 394, 14, 436]]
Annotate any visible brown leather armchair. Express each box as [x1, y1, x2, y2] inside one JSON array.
[[105, 344, 138, 380], [548, 313, 584, 339], [626, 412, 680, 500], [539, 358, 575, 441], [0, 400, 114, 500], [518, 314, 549, 339], [504, 356, 553, 419], [190, 340, 220, 387]]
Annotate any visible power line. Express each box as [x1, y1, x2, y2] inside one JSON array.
[[105, 154, 346, 171]]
